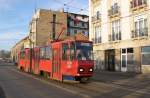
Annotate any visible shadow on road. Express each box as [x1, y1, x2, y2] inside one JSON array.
[[0, 86, 6, 98], [92, 70, 139, 83]]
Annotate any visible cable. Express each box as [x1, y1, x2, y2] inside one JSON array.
[[53, 0, 88, 12], [66, 0, 74, 5], [55, 0, 74, 5]]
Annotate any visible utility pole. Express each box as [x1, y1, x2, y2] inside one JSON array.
[[50, 14, 64, 41], [29, 35, 32, 73]]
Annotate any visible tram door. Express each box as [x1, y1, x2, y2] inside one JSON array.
[[25, 49, 30, 72], [34, 48, 40, 74], [105, 50, 115, 71], [52, 48, 61, 80]]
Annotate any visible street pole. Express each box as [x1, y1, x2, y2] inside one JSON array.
[[29, 35, 33, 73]]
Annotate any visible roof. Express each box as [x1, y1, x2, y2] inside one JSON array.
[[12, 36, 29, 49], [65, 12, 89, 17], [47, 32, 89, 45], [34, 8, 88, 17]]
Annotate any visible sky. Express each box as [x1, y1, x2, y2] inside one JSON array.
[[0, 0, 88, 50]]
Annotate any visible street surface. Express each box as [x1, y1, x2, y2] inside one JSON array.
[[0, 61, 150, 98]]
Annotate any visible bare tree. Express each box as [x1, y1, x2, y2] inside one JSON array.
[[0, 50, 11, 59]]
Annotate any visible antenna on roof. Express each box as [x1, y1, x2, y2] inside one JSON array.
[[63, 3, 69, 12], [79, 9, 84, 14], [34, 0, 37, 13]]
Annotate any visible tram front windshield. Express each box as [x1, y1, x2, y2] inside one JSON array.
[[76, 42, 93, 60]]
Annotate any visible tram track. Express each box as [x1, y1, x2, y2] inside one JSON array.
[[10, 68, 94, 98], [11, 67, 113, 97], [10, 67, 150, 97]]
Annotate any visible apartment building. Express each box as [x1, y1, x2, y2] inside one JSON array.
[[89, 0, 150, 73], [67, 13, 89, 36], [29, 9, 68, 47], [11, 36, 30, 63], [29, 9, 89, 48]]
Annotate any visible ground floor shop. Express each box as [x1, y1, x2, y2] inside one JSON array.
[[94, 40, 150, 73]]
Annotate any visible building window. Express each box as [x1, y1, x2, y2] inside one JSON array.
[[92, 10, 101, 22], [132, 17, 148, 38], [121, 48, 134, 69], [74, 30, 77, 34], [74, 21, 77, 26], [111, 20, 121, 41], [69, 29, 74, 36], [94, 26, 101, 44], [74, 14, 77, 18], [141, 46, 150, 65], [96, 11, 100, 20], [131, 0, 147, 8], [108, 3, 120, 16], [82, 22, 85, 27], [69, 21, 74, 26], [82, 16, 85, 19]]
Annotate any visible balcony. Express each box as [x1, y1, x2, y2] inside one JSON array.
[[130, 0, 147, 11], [109, 32, 121, 41], [91, 14, 101, 23], [131, 28, 148, 38], [92, 0, 100, 5], [108, 4, 120, 18]]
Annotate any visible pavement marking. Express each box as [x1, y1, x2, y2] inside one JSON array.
[[10, 68, 91, 98], [93, 82, 150, 95]]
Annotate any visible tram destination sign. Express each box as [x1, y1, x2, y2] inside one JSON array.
[[76, 42, 92, 49]]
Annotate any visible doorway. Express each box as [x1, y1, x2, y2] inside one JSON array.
[[121, 48, 134, 72], [105, 50, 115, 71]]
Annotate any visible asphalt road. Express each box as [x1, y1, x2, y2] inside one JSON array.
[[0, 65, 84, 98], [0, 62, 150, 98]]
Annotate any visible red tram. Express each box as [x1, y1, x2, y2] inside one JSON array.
[[18, 39, 94, 82]]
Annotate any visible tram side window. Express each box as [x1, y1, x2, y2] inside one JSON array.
[[45, 47, 52, 60], [70, 43, 75, 61], [40, 48, 45, 59], [62, 43, 69, 60], [20, 51, 25, 59]]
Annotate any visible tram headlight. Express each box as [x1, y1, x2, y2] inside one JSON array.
[[89, 68, 93, 72], [79, 68, 84, 72]]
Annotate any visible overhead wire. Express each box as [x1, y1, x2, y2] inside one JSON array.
[[52, 0, 150, 24], [1, 1, 149, 41], [53, 0, 88, 13]]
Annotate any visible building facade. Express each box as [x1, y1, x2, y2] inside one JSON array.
[[11, 36, 30, 63], [67, 13, 89, 36], [89, 0, 150, 73], [29, 9, 68, 47], [11, 9, 89, 63], [29, 9, 89, 48]]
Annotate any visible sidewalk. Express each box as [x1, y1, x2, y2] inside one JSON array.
[[91, 70, 150, 89], [92, 70, 141, 83]]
